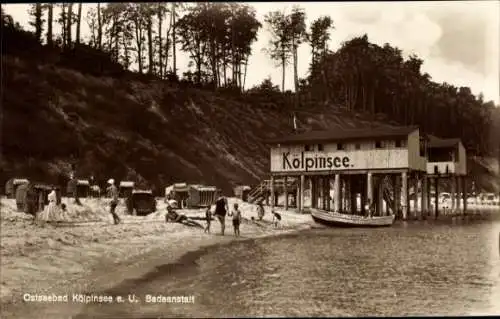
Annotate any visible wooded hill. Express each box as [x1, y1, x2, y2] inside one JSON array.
[[1, 4, 499, 194]]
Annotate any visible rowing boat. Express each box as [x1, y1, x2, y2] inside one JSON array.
[[309, 208, 395, 227]]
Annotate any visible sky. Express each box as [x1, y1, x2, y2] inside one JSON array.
[[4, 1, 499, 104]]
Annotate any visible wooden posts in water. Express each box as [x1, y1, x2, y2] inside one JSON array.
[[401, 172, 408, 220], [367, 173, 373, 213], [462, 176, 467, 215], [451, 176, 457, 213]]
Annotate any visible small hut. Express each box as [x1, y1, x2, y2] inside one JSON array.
[[234, 185, 251, 202], [16, 183, 57, 214], [187, 185, 219, 208], [67, 179, 90, 198], [89, 185, 101, 198], [119, 181, 135, 198], [164, 183, 190, 208], [5, 178, 29, 198]]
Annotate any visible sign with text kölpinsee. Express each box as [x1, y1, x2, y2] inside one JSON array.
[[276, 151, 353, 172], [270, 149, 408, 172]]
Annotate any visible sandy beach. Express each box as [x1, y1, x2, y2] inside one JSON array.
[[0, 196, 314, 318]]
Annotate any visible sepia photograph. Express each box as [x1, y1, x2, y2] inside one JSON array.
[[1, 1, 499, 318]]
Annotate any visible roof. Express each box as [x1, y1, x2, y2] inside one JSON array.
[[76, 179, 90, 185], [191, 185, 218, 192], [234, 185, 251, 191], [427, 135, 461, 149], [12, 178, 29, 185], [266, 125, 419, 145], [119, 181, 135, 187], [132, 189, 153, 194]]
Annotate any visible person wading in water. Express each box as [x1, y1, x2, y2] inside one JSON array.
[[214, 195, 228, 235], [229, 203, 242, 237], [107, 179, 121, 225]]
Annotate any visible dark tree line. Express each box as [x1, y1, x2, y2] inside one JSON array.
[[3, 4, 498, 157]]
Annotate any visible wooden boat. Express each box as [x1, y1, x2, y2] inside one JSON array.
[[309, 208, 395, 227]]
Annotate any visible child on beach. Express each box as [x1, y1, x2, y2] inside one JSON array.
[[272, 211, 281, 228], [229, 203, 242, 237], [205, 206, 212, 233]]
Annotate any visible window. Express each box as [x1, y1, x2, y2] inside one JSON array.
[[304, 145, 311, 152], [318, 144, 324, 151], [337, 143, 344, 151], [375, 141, 382, 149], [355, 143, 361, 150], [395, 140, 402, 148]]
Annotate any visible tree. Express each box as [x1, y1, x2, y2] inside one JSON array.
[[45, 3, 53, 46], [66, 3, 74, 46], [75, 3, 82, 44], [308, 16, 334, 70], [288, 6, 307, 93], [264, 10, 292, 92], [28, 4, 44, 43], [126, 3, 148, 74], [97, 3, 103, 50], [58, 3, 67, 46]]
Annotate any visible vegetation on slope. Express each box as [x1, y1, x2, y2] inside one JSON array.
[[1, 4, 499, 193]]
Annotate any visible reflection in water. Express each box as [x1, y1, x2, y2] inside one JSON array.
[[78, 215, 500, 318]]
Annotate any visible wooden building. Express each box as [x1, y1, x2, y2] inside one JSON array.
[[165, 183, 190, 208], [5, 178, 29, 198], [265, 126, 428, 220], [234, 185, 251, 202], [426, 135, 468, 216], [119, 181, 135, 198], [187, 185, 219, 208], [67, 179, 90, 198]]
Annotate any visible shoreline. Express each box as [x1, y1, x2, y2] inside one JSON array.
[[0, 197, 315, 318]]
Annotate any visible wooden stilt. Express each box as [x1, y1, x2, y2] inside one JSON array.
[[401, 171, 408, 220], [462, 176, 467, 215], [270, 176, 275, 210], [421, 175, 428, 219], [334, 174, 341, 212], [367, 173, 373, 214], [377, 176, 384, 216], [434, 176, 439, 219], [451, 175, 456, 212], [300, 175, 305, 213], [414, 174, 420, 220], [284, 176, 288, 211]]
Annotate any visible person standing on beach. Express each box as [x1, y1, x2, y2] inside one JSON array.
[[204, 206, 212, 233], [229, 203, 242, 237], [107, 179, 121, 225], [257, 202, 265, 221], [214, 196, 228, 235]]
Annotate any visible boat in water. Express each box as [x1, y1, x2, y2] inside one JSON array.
[[309, 208, 395, 227]]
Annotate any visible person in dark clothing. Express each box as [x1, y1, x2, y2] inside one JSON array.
[[204, 207, 212, 233], [272, 211, 282, 228], [107, 179, 121, 225], [214, 196, 228, 235]]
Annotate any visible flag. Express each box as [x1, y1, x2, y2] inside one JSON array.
[[293, 113, 298, 131]]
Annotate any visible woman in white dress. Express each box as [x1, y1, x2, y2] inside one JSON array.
[[39, 188, 59, 223]]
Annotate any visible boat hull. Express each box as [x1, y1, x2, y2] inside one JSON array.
[[310, 208, 395, 227]]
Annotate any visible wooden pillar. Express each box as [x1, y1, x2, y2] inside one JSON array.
[[391, 175, 397, 216], [300, 175, 305, 212], [284, 176, 288, 211], [434, 176, 439, 219], [451, 176, 456, 212], [426, 177, 432, 218], [414, 174, 420, 220], [394, 175, 401, 219], [325, 177, 331, 210], [462, 176, 467, 215], [377, 177, 384, 216], [334, 174, 341, 212], [401, 171, 408, 220], [270, 176, 275, 210], [421, 175, 428, 219], [350, 176, 357, 214], [367, 173, 373, 212]]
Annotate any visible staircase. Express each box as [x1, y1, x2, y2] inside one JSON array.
[[247, 178, 298, 204]]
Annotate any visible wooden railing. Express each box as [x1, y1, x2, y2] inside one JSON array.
[[247, 178, 298, 204]]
